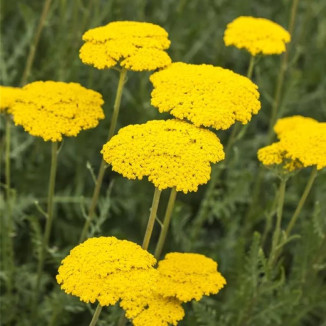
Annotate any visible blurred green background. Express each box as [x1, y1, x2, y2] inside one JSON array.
[[1, 0, 326, 325]]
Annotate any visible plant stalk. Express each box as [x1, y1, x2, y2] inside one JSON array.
[[89, 304, 103, 326], [154, 187, 177, 259], [21, 0, 53, 85], [286, 166, 317, 236], [142, 187, 162, 250], [34, 141, 58, 308], [79, 68, 127, 242], [269, 177, 287, 267]]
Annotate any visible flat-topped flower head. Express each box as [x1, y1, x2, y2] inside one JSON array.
[[274, 115, 319, 139], [224, 16, 291, 56], [101, 119, 225, 193], [11, 81, 104, 142], [156, 253, 226, 302], [80, 21, 171, 71], [257, 142, 302, 171], [150, 62, 261, 130], [258, 116, 326, 171], [0, 86, 23, 114], [56, 237, 157, 306]]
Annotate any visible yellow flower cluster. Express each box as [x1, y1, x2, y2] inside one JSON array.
[[57, 237, 226, 325], [156, 253, 226, 302], [258, 116, 326, 171], [0, 86, 23, 114], [80, 21, 171, 71], [150, 62, 261, 130], [224, 16, 291, 56], [101, 119, 225, 193], [11, 81, 104, 142]]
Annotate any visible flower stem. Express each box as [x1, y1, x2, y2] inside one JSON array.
[[154, 187, 177, 259], [268, 177, 287, 267], [4, 115, 15, 295], [21, 0, 53, 85], [79, 68, 127, 242], [142, 187, 162, 250], [89, 304, 103, 326], [34, 141, 58, 310], [267, 0, 300, 141], [286, 166, 317, 236], [247, 55, 255, 79]]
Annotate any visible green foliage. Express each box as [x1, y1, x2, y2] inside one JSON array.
[[1, 0, 326, 325]]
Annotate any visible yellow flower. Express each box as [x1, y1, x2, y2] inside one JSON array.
[[150, 62, 261, 130], [11, 81, 104, 142], [273, 115, 319, 138], [156, 253, 226, 302], [80, 21, 171, 71], [224, 16, 291, 56], [57, 237, 185, 326], [258, 116, 326, 171], [56, 237, 157, 306], [0, 86, 23, 114], [101, 119, 225, 193]]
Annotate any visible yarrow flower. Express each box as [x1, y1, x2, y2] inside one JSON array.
[[258, 116, 326, 171], [156, 253, 226, 302], [57, 237, 226, 325], [80, 21, 171, 71], [11, 81, 104, 142], [224, 16, 291, 56], [56, 237, 185, 326], [150, 62, 261, 130], [0, 86, 23, 114], [101, 119, 225, 193]]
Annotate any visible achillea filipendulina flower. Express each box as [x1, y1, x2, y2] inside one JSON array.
[[150, 62, 261, 130], [257, 142, 302, 171], [224, 16, 291, 56], [101, 119, 225, 193], [156, 253, 226, 302], [11, 81, 104, 142], [273, 115, 319, 138], [57, 237, 185, 326], [258, 116, 326, 171], [0, 86, 23, 114], [56, 237, 157, 306], [80, 21, 171, 71]]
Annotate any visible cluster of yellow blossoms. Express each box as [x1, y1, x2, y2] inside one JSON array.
[[224, 16, 291, 56], [80, 21, 171, 71], [101, 119, 225, 193], [0, 86, 23, 114], [150, 62, 261, 130], [11, 81, 104, 142], [57, 237, 226, 326], [258, 116, 326, 171]]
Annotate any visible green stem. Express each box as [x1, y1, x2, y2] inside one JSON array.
[[89, 304, 103, 326], [267, 0, 300, 141], [117, 313, 127, 326], [247, 55, 255, 79], [142, 187, 162, 250], [286, 166, 317, 236], [268, 177, 287, 267], [21, 0, 53, 85], [34, 141, 58, 308], [4, 115, 14, 295], [79, 68, 127, 242], [154, 187, 177, 259]]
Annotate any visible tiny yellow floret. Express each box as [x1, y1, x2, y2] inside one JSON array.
[[101, 119, 225, 193], [150, 62, 261, 130], [11, 81, 104, 142], [80, 21, 171, 71], [224, 16, 291, 56], [0, 86, 23, 114], [156, 253, 226, 302]]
